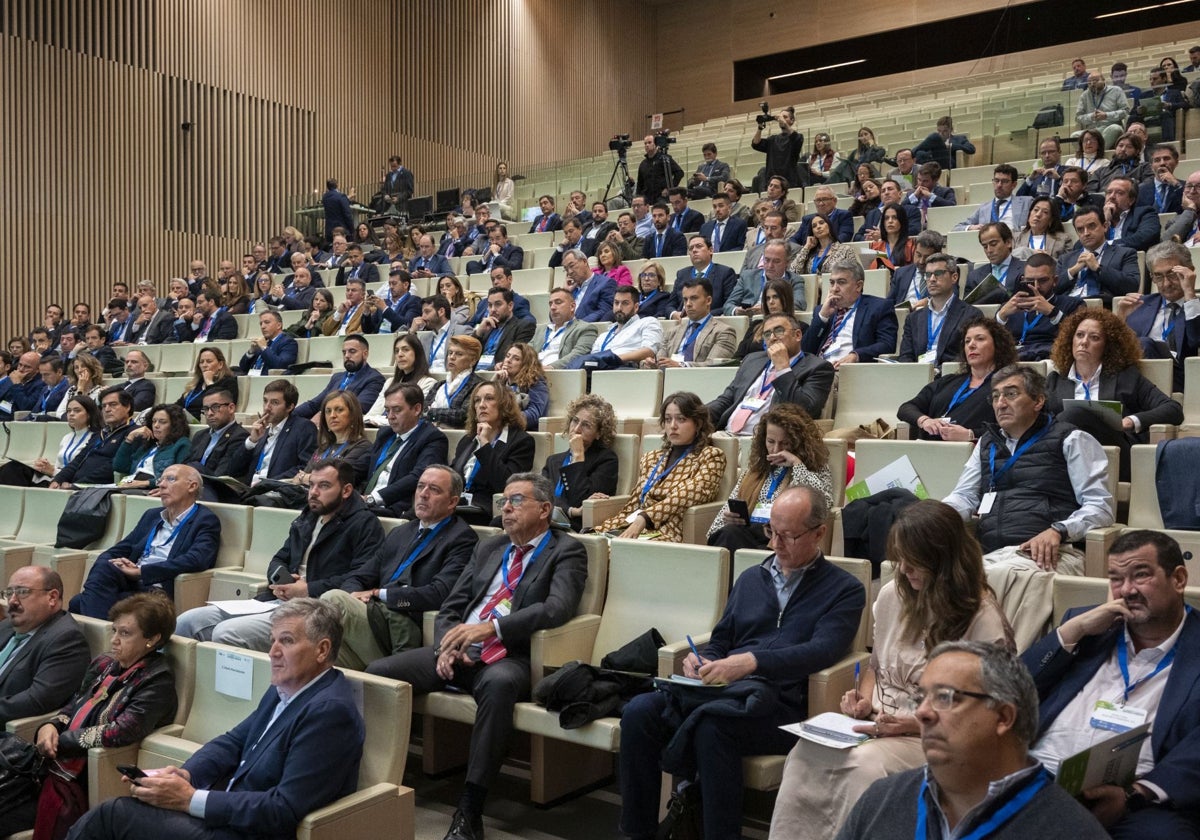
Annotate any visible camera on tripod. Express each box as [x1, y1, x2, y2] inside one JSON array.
[[755, 101, 776, 127], [653, 130, 676, 150], [609, 134, 633, 154]]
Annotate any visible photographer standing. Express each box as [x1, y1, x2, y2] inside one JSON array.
[[752, 105, 805, 190], [636, 134, 683, 204]]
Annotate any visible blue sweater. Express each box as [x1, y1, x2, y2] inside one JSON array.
[[704, 553, 865, 717]]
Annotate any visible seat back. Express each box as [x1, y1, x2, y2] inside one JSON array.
[[1138, 358, 1176, 398], [1185, 356, 1200, 423], [39, 423, 72, 463], [244, 508, 302, 576], [711, 434, 740, 499], [851, 439, 975, 500], [89, 493, 127, 552], [543, 369, 586, 417], [833, 364, 933, 430], [591, 541, 729, 666], [662, 367, 738, 404], [1, 421, 47, 465], [157, 344, 198, 374], [571, 533, 610, 617], [14, 487, 72, 545], [1052, 576, 1109, 625], [339, 667, 412, 787], [612, 434, 639, 496], [1128, 444, 1162, 528], [824, 438, 848, 506], [591, 370, 663, 420], [177, 643, 273, 744], [0, 486, 24, 535]]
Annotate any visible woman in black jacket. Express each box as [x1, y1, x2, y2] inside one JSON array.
[[542, 394, 620, 531], [450, 382, 535, 525]]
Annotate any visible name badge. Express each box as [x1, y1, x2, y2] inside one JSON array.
[[918, 349, 938, 364], [248, 367, 263, 377], [1090, 700, 1148, 733], [0, 400, 12, 415], [491, 597, 513, 619], [739, 397, 767, 412], [977, 491, 997, 515], [478, 354, 495, 368], [670, 354, 685, 364], [750, 503, 772, 524], [460, 491, 473, 507]]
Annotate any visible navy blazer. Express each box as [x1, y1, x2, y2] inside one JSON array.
[[466, 243, 525, 274], [182, 667, 363, 839], [120, 378, 158, 412], [187, 423, 251, 477], [528, 212, 563, 233], [0, 373, 44, 419], [671, 263, 738, 315], [574, 276, 618, 323], [670, 208, 704, 234], [1054, 243, 1140, 300], [467, 293, 531, 327], [800, 294, 899, 362], [964, 257, 1027, 305], [1125, 293, 1200, 390], [1002, 294, 1086, 360], [241, 413, 319, 483], [791, 208, 855, 244], [642, 227, 688, 260], [1113, 205, 1161, 253], [707, 351, 835, 427], [887, 264, 920, 308], [195, 310, 238, 341], [294, 364, 386, 420], [1137, 180, 1184, 215], [365, 293, 423, 333], [699, 215, 748, 252], [407, 254, 454, 278], [54, 422, 135, 485], [897, 298, 982, 365], [335, 261, 380, 286], [239, 333, 299, 374], [854, 205, 921, 240], [368, 421, 449, 515], [1024, 607, 1200, 810], [97, 505, 222, 598]]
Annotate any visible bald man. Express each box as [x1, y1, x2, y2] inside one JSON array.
[[69, 465, 222, 618]]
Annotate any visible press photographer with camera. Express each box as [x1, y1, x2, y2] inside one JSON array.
[[752, 103, 805, 191], [635, 133, 683, 204]]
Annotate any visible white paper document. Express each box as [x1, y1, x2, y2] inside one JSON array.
[[205, 599, 280, 616], [214, 649, 255, 700]]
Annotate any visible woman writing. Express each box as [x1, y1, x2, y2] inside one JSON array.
[[0, 394, 100, 486], [364, 334, 436, 426], [542, 394, 620, 531], [1011, 196, 1070, 261], [868, 203, 914, 270], [707, 404, 832, 553], [898, 317, 1015, 441], [769, 500, 1012, 840], [636, 263, 675, 320], [424, 335, 484, 429], [494, 344, 550, 431], [114, 404, 192, 489], [450, 382, 535, 525], [791, 213, 857, 277], [175, 347, 238, 421], [596, 391, 726, 542]]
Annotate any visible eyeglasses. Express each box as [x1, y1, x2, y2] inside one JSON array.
[[990, 387, 1025, 403], [499, 494, 534, 508], [1150, 271, 1183, 283], [1184, 183, 1200, 192], [927, 269, 954, 278], [762, 326, 791, 340], [201, 402, 233, 413], [911, 686, 995, 711], [568, 417, 596, 431], [763, 523, 820, 544], [639, 273, 659, 281], [2, 586, 51, 600]]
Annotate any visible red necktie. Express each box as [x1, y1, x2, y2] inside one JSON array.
[[821, 308, 849, 353], [478, 544, 529, 664]]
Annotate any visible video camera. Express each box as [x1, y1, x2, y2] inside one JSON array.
[[755, 101, 775, 127], [653, 130, 676, 150], [609, 134, 633, 153]]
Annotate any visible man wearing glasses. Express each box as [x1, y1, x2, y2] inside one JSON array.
[[620, 486, 864, 840], [1164, 172, 1200, 247], [69, 465, 222, 618], [0, 566, 89, 727], [1116, 241, 1199, 391], [367, 474, 587, 840], [942, 365, 1112, 574], [837, 641, 1107, 839], [183, 391, 249, 488]]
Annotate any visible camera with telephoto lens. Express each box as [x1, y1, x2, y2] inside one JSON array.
[[654, 130, 676, 149], [609, 134, 632, 153], [756, 101, 774, 127]]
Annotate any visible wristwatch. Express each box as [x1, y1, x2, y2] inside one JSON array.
[[1050, 522, 1069, 541], [1124, 785, 1151, 812]]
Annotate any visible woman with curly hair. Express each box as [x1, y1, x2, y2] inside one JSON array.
[[449, 381, 535, 525], [596, 391, 726, 542], [1045, 307, 1181, 478], [114, 403, 192, 489], [494, 343, 549, 430], [1064, 128, 1106, 178], [542, 394, 620, 531], [735, 278, 796, 360], [636, 262, 675, 320], [770, 500, 1012, 840], [791, 213, 858, 277], [897, 317, 1017, 441], [1011, 196, 1071, 261], [707, 403, 832, 553], [175, 346, 238, 421]]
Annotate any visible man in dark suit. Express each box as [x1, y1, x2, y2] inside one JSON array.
[[547, 218, 587, 269], [897, 254, 982, 366], [238, 311, 298, 374], [408, 234, 455, 280], [363, 383, 449, 517], [801, 259, 899, 368], [381, 155, 414, 212], [855, 179, 921, 239], [472, 288, 536, 370], [465, 224, 525, 276], [708, 313, 835, 433], [527, 195, 562, 234], [241, 380, 318, 486], [192, 291, 237, 342], [1023, 530, 1200, 837], [1054, 166, 1090, 223], [321, 177, 355, 242], [0, 351, 44, 421], [51, 387, 137, 488], [886, 231, 947, 308], [901, 163, 958, 230], [364, 268, 423, 334], [293, 335, 386, 420], [687, 141, 731, 198], [367, 473, 588, 840], [334, 244, 381, 287], [670, 236, 737, 315], [1017, 137, 1067, 198], [263, 237, 292, 274], [561, 250, 617, 323], [70, 465, 221, 618], [68, 598, 364, 840], [580, 201, 617, 254], [1056, 206, 1141, 305], [186, 389, 249, 478], [126, 288, 175, 346], [667, 188, 704, 234], [1137, 144, 1184, 214], [327, 465, 477, 668], [82, 325, 123, 376], [998, 253, 1086, 361], [0, 566, 90, 727], [700, 193, 748, 252], [964, 223, 1026, 305], [790, 186, 855, 244], [641, 203, 688, 260], [1104, 176, 1160, 252], [1117, 241, 1200, 391]]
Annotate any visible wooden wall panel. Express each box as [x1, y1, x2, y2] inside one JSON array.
[[0, 0, 655, 341]]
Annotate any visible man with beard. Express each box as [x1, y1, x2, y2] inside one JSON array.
[[292, 334, 385, 420], [566, 285, 661, 371]]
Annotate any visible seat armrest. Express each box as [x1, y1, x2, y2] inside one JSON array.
[[5, 712, 56, 741], [1149, 424, 1176, 444], [894, 421, 912, 441], [581, 495, 632, 530], [658, 633, 711, 678], [297, 783, 411, 839], [530, 615, 602, 678], [1084, 526, 1125, 577], [88, 742, 143, 806], [808, 652, 871, 716], [173, 570, 215, 615], [681, 502, 725, 545]]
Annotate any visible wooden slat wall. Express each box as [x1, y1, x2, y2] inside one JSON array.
[[0, 0, 654, 341]]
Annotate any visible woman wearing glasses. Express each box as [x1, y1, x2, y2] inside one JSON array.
[[636, 263, 675, 320], [595, 391, 725, 542], [769, 500, 1012, 840], [542, 394, 620, 531]]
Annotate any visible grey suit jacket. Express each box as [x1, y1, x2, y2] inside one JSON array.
[[0, 611, 91, 725], [657, 318, 737, 365], [544, 320, 600, 369], [952, 195, 1034, 231]]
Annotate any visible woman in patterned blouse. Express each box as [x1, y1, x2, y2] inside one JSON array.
[[596, 391, 726, 542]]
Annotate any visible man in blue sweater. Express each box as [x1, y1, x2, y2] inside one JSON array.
[[619, 486, 865, 840]]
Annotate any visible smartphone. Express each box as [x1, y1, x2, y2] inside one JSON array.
[[268, 565, 289, 586], [727, 499, 751, 521], [116, 764, 147, 782], [1016, 277, 1034, 296]]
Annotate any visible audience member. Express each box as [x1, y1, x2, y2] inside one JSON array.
[[1074, 71, 1130, 147], [567, 285, 662, 371], [113, 404, 192, 490], [997, 251, 1085, 361], [1117, 241, 1199, 391], [953, 165, 1032, 231], [802, 259, 898, 368], [1056, 205, 1140, 303], [1103, 176, 1160, 252], [293, 334, 385, 420], [1012, 196, 1072, 261], [687, 142, 730, 197], [751, 106, 805, 188], [1018, 137, 1067, 197], [542, 394, 620, 532], [175, 346, 239, 421], [964, 222, 1026, 304], [241, 379, 319, 487], [651, 278, 737, 368], [913, 115, 976, 170], [898, 253, 983, 366]]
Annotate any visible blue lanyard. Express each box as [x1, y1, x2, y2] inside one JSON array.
[[884, 241, 893, 263], [140, 505, 199, 561], [991, 199, 1011, 221], [554, 452, 572, 497], [62, 430, 90, 464], [320, 440, 351, 460], [254, 336, 273, 369], [542, 320, 572, 351], [498, 535, 550, 588], [765, 467, 788, 499], [41, 381, 67, 412], [341, 303, 359, 325], [430, 330, 449, 364], [679, 315, 711, 354], [135, 445, 159, 474], [183, 386, 203, 408], [925, 307, 946, 352], [374, 426, 414, 470], [599, 325, 619, 351], [992, 263, 1010, 286], [947, 374, 988, 412], [1018, 312, 1043, 345], [1116, 607, 1190, 701], [1027, 233, 1045, 250], [914, 767, 1049, 840], [824, 298, 860, 347], [254, 428, 278, 472], [442, 375, 472, 405], [640, 446, 694, 505], [484, 327, 502, 354], [338, 371, 356, 390], [1160, 300, 1178, 342], [811, 243, 832, 273], [988, 421, 1053, 491], [385, 518, 451, 586]]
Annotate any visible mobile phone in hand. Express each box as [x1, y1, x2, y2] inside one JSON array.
[[727, 499, 751, 521], [117, 764, 147, 782]]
